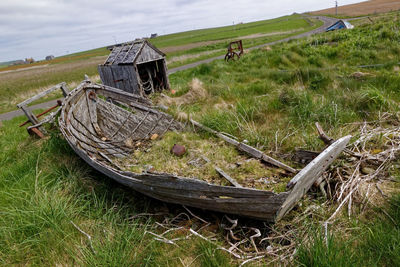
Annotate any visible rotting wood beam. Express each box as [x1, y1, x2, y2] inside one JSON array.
[[17, 82, 66, 108], [277, 135, 351, 221], [120, 42, 136, 63], [190, 119, 297, 174], [215, 167, 243, 188], [20, 105, 39, 125]]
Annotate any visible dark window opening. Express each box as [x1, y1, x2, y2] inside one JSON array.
[[137, 60, 167, 95]]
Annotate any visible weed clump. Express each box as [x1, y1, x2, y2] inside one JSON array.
[[161, 78, 208, 106]]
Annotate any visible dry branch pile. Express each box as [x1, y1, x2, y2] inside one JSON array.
[[323, 113, 400, 222], [139, 113, 400, 265]]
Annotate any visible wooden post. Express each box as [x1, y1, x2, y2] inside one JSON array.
[[60, 82, 69, 97], [17, 83, 66, 108], [162, 59, 170, 90], [20, 105, 39, 125]]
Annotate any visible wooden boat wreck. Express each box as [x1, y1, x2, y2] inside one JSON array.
[[58, 80, 351, 222]]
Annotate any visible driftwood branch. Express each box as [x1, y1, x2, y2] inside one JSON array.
[[70, 221, 96, 254], [190, 119, 297, 174], [189, 228, 242, 259], [315, 122, 334, 145], [315, 122, 360, 158], [145, 231, 179, 246], [182, 205, 209, 224]]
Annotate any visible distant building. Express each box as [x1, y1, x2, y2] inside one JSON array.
[[25, 58, 35, 64], [45, 55, 55, 60], [150, 33, 158, 38], [12, 60, 25, 65], [326, 20, 354, 32]]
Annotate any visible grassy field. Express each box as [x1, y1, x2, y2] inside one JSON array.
[[0, 14, 321, 114], [152, 14, 312, 48], [0, 14, 314, 74], [2, 11, 400, 266], [0, 117, 231, 266], [0, 58, 103, 114], [166, 15, 400, 151], [166, 19, 322, 69]]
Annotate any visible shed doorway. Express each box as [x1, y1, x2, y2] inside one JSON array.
[[137, 59, 168, 95]]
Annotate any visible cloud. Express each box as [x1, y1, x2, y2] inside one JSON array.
[[0, 0, 362, 61]]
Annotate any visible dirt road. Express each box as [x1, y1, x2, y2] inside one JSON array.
[[167, 16, 337, 74], [0, 16, 336, 122]]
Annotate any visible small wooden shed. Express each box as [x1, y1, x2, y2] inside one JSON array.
[[98, 39, 169, 96]]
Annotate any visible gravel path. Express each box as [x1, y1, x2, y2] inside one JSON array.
[[0, 16, 336, 122]]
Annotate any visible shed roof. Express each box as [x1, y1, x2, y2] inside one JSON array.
[[103, 40, 165, 65]]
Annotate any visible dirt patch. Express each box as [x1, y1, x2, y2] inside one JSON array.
[[0, 64, 49, 74], [311, 0, 400, 16]]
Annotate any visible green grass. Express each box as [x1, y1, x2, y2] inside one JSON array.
[[167, 21, 323, 69], [2, 11, 400, 266], [0, 14, 320, 115], [296, 193, 400, 267], [151, 14, 312, 48], [0, 117, 233, 266], [165, 13, 400, 151], [0, 61, 102, 114]]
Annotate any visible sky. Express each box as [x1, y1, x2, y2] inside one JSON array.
[[0, 0, 364, 62]]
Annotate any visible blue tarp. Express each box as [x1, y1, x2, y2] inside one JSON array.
[[326, 20, 354, 32]]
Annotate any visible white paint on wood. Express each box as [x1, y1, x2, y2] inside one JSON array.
[[276, 135, 351, 221]]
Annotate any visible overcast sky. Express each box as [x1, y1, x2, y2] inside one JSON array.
[[0, 0, 363, 62]]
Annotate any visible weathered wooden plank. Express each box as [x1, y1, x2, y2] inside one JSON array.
[[98, 65, 107, 86], [125, 66, 140, 95], [94, 83, 151, 105], [60, 83, 69, 97], [109, 65, 123, 91], [215, 167, 243, 188], [162, 60, 170, 90], [121, 65, 137, 94], [85, 89, 104, 137], [110, 46, 124, 65], [190, 119, 297, 174], [276, 135, 351, 221], [59, 81, 335, 221], [135, 43, 164, 64], [122, 43, 142, 64], [20, 105, 39, 125], [17, 82, 66, 108], [59, 121, 286, 221], [120, 42, 136, 63], [98, 66, 116, 88]]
